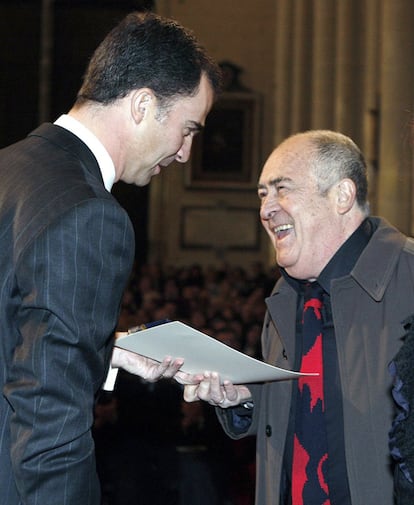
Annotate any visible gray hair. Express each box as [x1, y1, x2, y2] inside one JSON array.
[[299, 130, 369, 214]]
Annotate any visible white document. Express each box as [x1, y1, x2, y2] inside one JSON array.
[[115, 320, 315, 384]]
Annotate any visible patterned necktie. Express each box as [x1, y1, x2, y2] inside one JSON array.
[[291, 282, 330, 505]]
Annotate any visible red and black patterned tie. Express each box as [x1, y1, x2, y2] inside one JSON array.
[[292, 282, 330, 505]]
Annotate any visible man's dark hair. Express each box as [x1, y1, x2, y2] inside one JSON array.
[[76, 11, 222, 106]]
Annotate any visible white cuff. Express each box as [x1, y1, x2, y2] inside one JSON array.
[[102, 365, 119, 391]]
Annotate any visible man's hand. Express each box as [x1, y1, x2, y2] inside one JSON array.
[[184, 371, 252, 408], [111, 346, 202, 384]]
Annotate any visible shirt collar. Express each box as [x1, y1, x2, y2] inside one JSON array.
[[54, 114, 116, 191], [281, 217, 374, 295]]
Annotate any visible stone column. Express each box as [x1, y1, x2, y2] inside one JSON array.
[[377, 0, 414, 232], [311, 0, 336, 129], [361, 0, 381, 214], [334, 0, 365, 142], [290, 0, 313, 133], [274, 0, 294, 144]]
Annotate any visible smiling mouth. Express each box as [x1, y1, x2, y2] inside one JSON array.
[[273, 224, 293, 239]]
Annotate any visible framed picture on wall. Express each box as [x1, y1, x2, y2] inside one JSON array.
[[180, 205, 261, 250], [185, 91, 262, 189]]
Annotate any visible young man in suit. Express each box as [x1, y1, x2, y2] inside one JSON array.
[[0, 11, 221, 505]]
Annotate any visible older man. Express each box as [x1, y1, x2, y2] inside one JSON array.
[[185, 130, 414, 504]]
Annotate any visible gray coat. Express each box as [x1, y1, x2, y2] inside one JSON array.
[[218, 217, 414, 505]]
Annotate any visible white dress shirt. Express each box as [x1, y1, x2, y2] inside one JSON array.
[[54, 114, 116, 191]]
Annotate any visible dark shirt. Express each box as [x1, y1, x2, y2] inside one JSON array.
[[281, 217, 374, 505]]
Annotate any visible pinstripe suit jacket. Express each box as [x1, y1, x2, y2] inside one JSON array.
[[0, 124, 135, 504]]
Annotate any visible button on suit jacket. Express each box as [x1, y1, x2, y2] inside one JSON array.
[[0, 124, 135, 504]]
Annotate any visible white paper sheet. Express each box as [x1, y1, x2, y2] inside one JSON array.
[[115, 320, 316, 384]]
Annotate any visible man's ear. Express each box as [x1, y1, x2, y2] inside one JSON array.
[[130, 89, 154, 124], [336, 178, 357, 214]]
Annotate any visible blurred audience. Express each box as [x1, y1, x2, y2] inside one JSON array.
[[94, 262, 279, 505]]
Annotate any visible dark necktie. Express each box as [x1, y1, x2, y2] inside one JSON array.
[[291, 282, 330, 505]]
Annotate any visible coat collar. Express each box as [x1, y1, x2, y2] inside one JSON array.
[[349, 217, 408, 301]]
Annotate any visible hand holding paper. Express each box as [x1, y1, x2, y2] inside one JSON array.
[[111, 345, 202, 385], [184, 371, 253, 409], [115, 320, 317, 384]]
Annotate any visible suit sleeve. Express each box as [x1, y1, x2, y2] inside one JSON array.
[[216, 383, 262, 439], [5, 198, 134, 504]]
